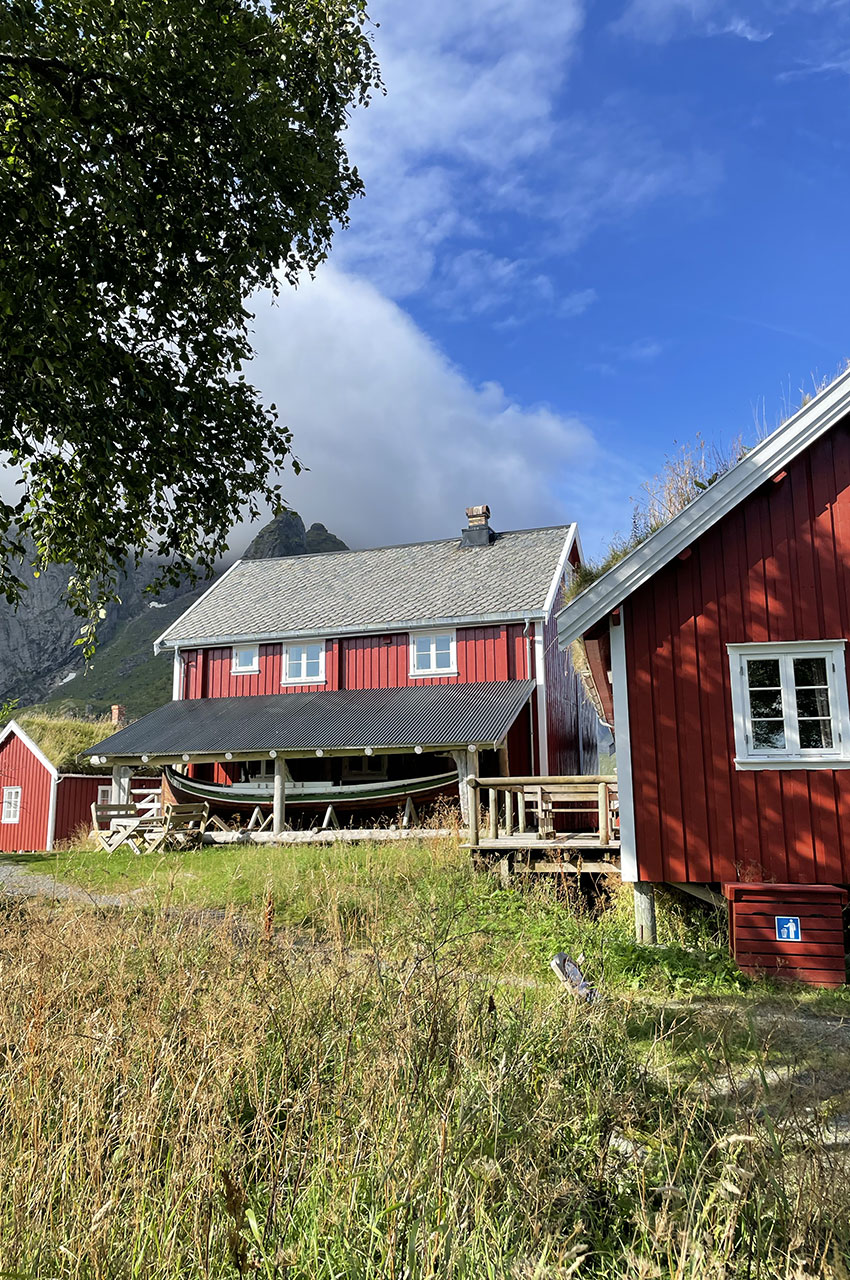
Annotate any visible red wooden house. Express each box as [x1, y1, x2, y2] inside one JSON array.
[[85, 506, 599, 828], [557, 371, 850, 982], [0, 718, 149, 852]]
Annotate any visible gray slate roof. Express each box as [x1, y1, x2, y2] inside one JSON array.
[[84, 681, 536, 760], [157, 526, 572, 647]]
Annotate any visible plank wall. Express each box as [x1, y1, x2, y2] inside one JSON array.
[[0, 732, 51, 851], [625, 420, 850, 885]]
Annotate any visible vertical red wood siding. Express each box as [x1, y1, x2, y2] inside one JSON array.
[[340, 625, 527, 689], [52, 774, 150, 844], [625, 421, 850, 885], [0, 733, 51, 851]]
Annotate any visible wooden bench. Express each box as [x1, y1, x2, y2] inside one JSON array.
[[91, 800, 209, 854], [163, 802, 209, 849]]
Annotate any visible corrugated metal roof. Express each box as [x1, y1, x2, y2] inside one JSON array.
[[157, 526, 572, 647], [83, 681, 536, 760]]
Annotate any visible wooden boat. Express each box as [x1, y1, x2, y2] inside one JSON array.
[[163, 765, 458, 814]]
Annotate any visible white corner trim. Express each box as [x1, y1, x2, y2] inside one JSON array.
[[171, 649, 183, 700], [534, 623, 549, 772], [557, 367, 850, 649], [609, 612, 638, 882], [46, 776, 58, 851], [0, 719, 59, 780], [153, 559, 244, 655], [543, 524, 578, 616]]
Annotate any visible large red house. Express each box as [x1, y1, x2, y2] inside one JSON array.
[[87, 506, 599, 828], [557, 370, 850, 969]]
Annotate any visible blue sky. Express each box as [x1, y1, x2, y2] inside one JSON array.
[[246, 0, 850, 557]]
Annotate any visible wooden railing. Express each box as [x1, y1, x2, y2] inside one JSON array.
[[466, 775, 618, 846]]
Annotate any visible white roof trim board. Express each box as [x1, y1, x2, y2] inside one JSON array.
[[557, 367, 850, 649], [0, 719, 60, 780]]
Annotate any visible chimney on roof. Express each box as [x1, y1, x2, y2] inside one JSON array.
[[461, 504, 495, 548], [111, 704, 126, 727]]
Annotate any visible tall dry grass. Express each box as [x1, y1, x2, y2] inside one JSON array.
[[0, 898, 847, 1279]]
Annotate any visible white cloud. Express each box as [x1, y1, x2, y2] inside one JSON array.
[[611, 0, 772, 43], [241, 266, 629, 553], [336, 0, 719, 309]]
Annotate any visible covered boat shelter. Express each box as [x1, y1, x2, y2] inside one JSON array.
[[82, 680, 537, 834]]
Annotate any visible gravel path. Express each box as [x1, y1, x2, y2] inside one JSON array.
[[0, 860, 129, 907]]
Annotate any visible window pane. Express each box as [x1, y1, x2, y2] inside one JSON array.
[[414, 637, 431, 668], [750, 690, 783, 718], [800, 718, 834, 749], [305, 644, 322, 679], [748, 659, 781, 688], [434, 635, 452, 668], [752, 720, 786, 750], [288, 645, 304, 678], [793, 657, 828, 687], [796, 687, 831, 719]]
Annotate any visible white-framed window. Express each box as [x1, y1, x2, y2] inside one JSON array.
[[409, 630, 457, 677], [728, 641, 850, 769], [282, 640, 325, 685], [231, 644, 260, 675], [97, 785, 112, 807], [2, 786, 21, 824]]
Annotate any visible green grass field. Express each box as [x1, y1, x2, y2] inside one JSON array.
[[1, 834, 849, 1277]]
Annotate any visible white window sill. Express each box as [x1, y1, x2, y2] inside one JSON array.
[[735, 756, 850, 771], [409, 669, 458, 680], [231, 667, 260, 676], [281, 678, 327, 686]]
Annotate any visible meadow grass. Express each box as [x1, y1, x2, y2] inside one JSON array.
[[1, 834, 849, 1276]]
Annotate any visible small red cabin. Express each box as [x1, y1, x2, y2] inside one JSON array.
[[558, 370, 850, 976], [0, 719, 149, 852]]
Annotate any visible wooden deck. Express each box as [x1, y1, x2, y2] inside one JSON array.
[[465, 774, 621, 877]]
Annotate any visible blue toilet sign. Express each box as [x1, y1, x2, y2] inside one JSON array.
[[775, 915, 801, 942]]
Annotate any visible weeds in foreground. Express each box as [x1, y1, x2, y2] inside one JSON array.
[[0, 899, 848, 1280]]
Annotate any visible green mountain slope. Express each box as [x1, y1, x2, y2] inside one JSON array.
[[38, 591, 205, 721]]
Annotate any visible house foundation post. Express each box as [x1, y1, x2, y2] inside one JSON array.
[[633, 882, 657, 944], [273, 757, 286, 837]]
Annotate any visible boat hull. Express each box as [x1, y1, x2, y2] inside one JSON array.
[[164, 765, 458, 814]]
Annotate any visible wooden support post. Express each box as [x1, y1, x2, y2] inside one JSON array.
[[504, 787, 514, 837], [111, 765, 130, 805], [451, 750, 471, 825], [322, 805, 340, 830], [499, 854, 512, 889], [517, 790, 527, 834], [467, 779, 479, 846], [488, 788, 499, 840], [402, 796, 417, 829], [273, 756, 286, 837], [597, 782, 610, 846], [633, 882, 657, 944]]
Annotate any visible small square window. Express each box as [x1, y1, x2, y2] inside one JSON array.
[[728, 642, 850, 769], [2, 787, 21, 824], [409, 631, 457, 677], [97, 785, 112, 807], [282, 640, 326, 684], [232, 645, 259, 675]]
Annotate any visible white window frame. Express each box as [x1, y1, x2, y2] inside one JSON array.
[[728, 640, 850, 770], [2, 786, 21, 824], [231, 644, 260, 675], [281, 639, 326, 685], [409, 629, 458, 678], [97, 785, 112, 807]]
